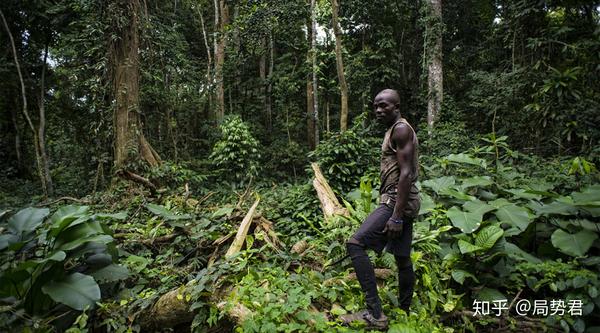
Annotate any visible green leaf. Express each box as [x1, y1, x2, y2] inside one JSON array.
[[42, 273, 101, 310], [460, 176, 493, 189], [212, 206, 234, 218], [422, 176, 456, 194], [463, 200, 496, 215], [146, 203, 192, 220], [90, 264, 130, 283], [53, 222, 105, 250], [530, 199, 577, 216], [32, 251, 67, 264], [504, 242, 541, 264], [505, 189, 542, 200], [50, 205, 90, 236], [0, 234, 19, 251], [551, 229, 598, 257], [439, 188, 476, 201], [571, 185, 600, 204], [494, 204, 531, 232], [59, 234, 113, 251], [93, 212, 127, 220], [418, 192, 436, 215], [458, 239, 483, 254], [475, 288, 505, 302], [446, 206, 483, 234], [445, 153, 487, 168], [451, 269, 479, 284], [7, 207, 50, 234], [475, 225, 504, 250]]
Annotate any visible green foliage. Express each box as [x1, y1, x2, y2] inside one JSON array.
[[0, 205, 128, 330], [310, 129, 379, 193], [209, 115, 261, 183]]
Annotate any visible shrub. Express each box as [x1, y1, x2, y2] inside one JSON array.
[[209, 115, 261, 183]]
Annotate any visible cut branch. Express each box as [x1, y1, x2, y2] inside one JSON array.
[[311, 163, 349, 219]]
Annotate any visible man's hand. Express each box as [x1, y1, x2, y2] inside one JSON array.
[[382, 218, 404, 239]]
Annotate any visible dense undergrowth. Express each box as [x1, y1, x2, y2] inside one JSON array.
[[1, 120, 599, 333]]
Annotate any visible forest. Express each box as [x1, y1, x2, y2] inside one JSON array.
[[0, 0, 599, 332]]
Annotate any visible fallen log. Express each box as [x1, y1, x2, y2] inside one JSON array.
[[311, 163, 349, 220], [226, 196, 260, 257]]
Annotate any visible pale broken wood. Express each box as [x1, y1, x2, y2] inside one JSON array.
[[311, 162, 349, 219], [226, 196, 260, 257]]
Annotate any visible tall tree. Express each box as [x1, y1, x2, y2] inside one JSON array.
[[426, 0, 443, 135], [1, 8, 53, 197], [331, 0, 349, 132], [110, 0, 160, 170], [214, 0, 229, 122], [309, 0, 319, 147]]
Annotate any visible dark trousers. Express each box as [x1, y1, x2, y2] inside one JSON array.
[[347, 204, 416, 318]]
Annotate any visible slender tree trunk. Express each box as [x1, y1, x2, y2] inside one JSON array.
[[111, 0, 160, 170], [426, 0, 443, 136], [310, 0, 319, 146], [266, 32, 274, 132], [1, 9, 49, 197], [39, 43, 53, 196], [306, 20, 316, 150], [198, 7, 212, 113], [214, 0, 229, 122], [10, 102, 24, 175], [259, 37, 267, 126], [331, 0, 349, 132]]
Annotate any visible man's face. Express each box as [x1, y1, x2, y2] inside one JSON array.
[[373, 92, 399, 125]]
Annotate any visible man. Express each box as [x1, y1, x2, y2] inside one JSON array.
[[340, 89, 420, 330]]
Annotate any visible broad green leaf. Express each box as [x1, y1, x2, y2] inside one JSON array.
[[93, 212, 128, 220], [445, 153, 487, 168], [42, 273, 101, 310], [146, 203, 192, 220], [530, 200, 577, 216], [446, 206, 483, 234], [571, 185, 600, 204], [32, 251, 67, 264], [504, 242, 541, 264], [53, 222, 104, 249], [495, 204, 531, 232], [422, 176, 456, 194], [556, 219, 600, 233], [7, 207, 50, 234], [418, 192, 436, 215], [551, 229, 598, 257], [578, 206, 600, 217], [212, 206, 234, 218], [488, 198, 511, 209], [90, 264, 130, 283], [475, 288, 506, 302], [451, 269, 479, 285], [463, 200, 496, 215], [460, 176, 493, 189], [50, 205, 90, 236], [475, 225, 504, 250], [439, 188, 476, 201], [505, 189, 542, 200], [57, 234, 113, 251], [458, 239, 483, 254], [0, 234, 19, 251]]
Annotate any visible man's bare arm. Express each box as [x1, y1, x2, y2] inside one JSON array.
[[390, 123, 416, 220]]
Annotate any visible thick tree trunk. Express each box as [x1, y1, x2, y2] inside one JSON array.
[[331, 0, 349, 132], [111, 0, 160, 170], [426, 0, 443, 136]]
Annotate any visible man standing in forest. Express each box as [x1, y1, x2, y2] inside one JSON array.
[[340, 89, 420, 330]]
